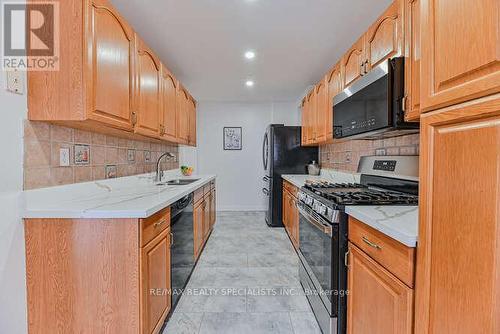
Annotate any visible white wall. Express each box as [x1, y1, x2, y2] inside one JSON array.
[[0, 70, 28, 333], [193, 101, 299, 211]]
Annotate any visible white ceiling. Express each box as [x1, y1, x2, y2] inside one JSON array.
[[111, 0, 392, 103]]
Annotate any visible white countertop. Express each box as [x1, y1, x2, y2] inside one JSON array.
[[282, 169, 360, 189], [345, 206, 418, 247], [22, 171, 216, 219], [282, 170, 418, 248]]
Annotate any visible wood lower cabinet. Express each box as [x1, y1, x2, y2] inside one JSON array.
[[193, 184, 216, 260], [348, 243, 413, 334], [415, 94, 500, 334], [140, 228, 171, 334], [135, 37, 162, 138], [404, 0, 421, 121], [27, 0, 197, 146], [282, 181, 299, 248], [24, 207, 172, 334], [209, 187, 216, 230], [420, 0, 500, 112]]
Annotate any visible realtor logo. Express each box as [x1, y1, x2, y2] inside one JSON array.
[[2, 1, 59, 71]]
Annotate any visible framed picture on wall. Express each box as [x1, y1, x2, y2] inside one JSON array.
[[223, 127, 242, 150]]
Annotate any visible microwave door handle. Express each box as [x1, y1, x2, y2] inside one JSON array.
[[296, 203, 332, 236]]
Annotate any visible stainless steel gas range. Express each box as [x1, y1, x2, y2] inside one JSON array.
[[296, 156, 419, 334]]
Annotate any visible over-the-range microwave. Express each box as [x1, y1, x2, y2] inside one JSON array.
[[333, 57, 419, 140]]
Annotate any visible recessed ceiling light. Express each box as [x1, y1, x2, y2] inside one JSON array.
[[245, 80, 254, 87], [244, 51, 256, 60]]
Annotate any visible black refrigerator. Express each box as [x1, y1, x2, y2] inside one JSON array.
[[262, 124, 318, 227]]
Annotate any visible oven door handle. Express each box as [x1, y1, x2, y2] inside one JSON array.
[[296, 203, 332, 237]]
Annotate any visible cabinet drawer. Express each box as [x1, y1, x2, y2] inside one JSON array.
[[283, 180, 298, 198], [348, 217, 415, 287], [140, 207, 171, 247], [194, 188, 204, 204]]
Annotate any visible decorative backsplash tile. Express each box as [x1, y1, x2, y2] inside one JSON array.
[[24, 121, 179, 190], [320, 134, 420, 172]]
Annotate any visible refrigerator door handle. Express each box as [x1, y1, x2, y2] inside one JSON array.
[[262, 133, 269, 171]]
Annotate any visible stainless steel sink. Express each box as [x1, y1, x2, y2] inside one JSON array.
[[156, 179, 200, 186]]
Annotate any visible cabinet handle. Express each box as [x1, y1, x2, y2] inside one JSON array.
[[401, 95, 408, 112], [154, 219, 166, 229], [362, 236, 382, 250], [345, 248, 350, 270], [170, 232, 174, 247], [360, 63, 364, 76], [131, 111, 137, 125]]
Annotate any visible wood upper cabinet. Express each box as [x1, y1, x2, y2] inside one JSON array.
[[348, 243, 413, 334], [420, 0, 500, 112], [415, 95, 500, 334], [342, 36, 365, 88], [326, 63, 342, 140], [301, 98, 307, 145], [135, 37, 162, 137], [140, 228, 171, 334], [306, 89, 316, 144], [160, 67, 178, 142], [27, 0, 196, 144], [177, 86, 190, 144], [87, 0, 135, 130], [364, 0, 403, 72], [187, 96, 197, 146], [315, 80, 327, 143], [404, 0, 421, 121]]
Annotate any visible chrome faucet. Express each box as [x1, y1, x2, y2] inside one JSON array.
[[155, 152, 176, 183]]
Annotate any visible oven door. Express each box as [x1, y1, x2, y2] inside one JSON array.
[[297, 201, 338, 315]]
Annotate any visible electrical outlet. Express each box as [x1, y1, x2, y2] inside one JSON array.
[[6, 70, 24, 94], [59, 148, 70, 167]]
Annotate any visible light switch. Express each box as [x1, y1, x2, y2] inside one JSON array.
[[59, 148, 70, 167], [6, 70, 24, 95]]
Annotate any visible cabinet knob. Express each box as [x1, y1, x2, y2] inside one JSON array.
[[131, 111, 137, 125]]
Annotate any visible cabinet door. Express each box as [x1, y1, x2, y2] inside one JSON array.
[[193, 201, 204, 259], [135, 38, 161, 138], [203, 198, 210, 240], [210, 189, 216, 229], [306, 89, 316, 144], [404, 0, 421, 121], [315, 80, 327, 143], [348, 243, 413, 334], [176, 87, 190, 144], [415, 96, 500, 334], [188, 97, 197, 146], [141, 228, 171, 334], [342, 36, 365, 88], [289, 195, 299, 249], [326, 64, 342, 141], [161, 67, 178, 142], [301, 98, 307, 145], [87, 0, 135, 130], [282, 189, 289, 231], [364, 0, 403, 71], [420, 0, 500, 111]]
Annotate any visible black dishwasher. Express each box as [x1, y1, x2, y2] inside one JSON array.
[[170, 194, 195, 308]]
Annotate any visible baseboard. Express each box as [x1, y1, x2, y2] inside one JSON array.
[[217, 205, 266, 212]]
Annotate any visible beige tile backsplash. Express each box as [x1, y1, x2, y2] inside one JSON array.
[[320, 133, 420, 172], [24, 121, 179, 190]]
